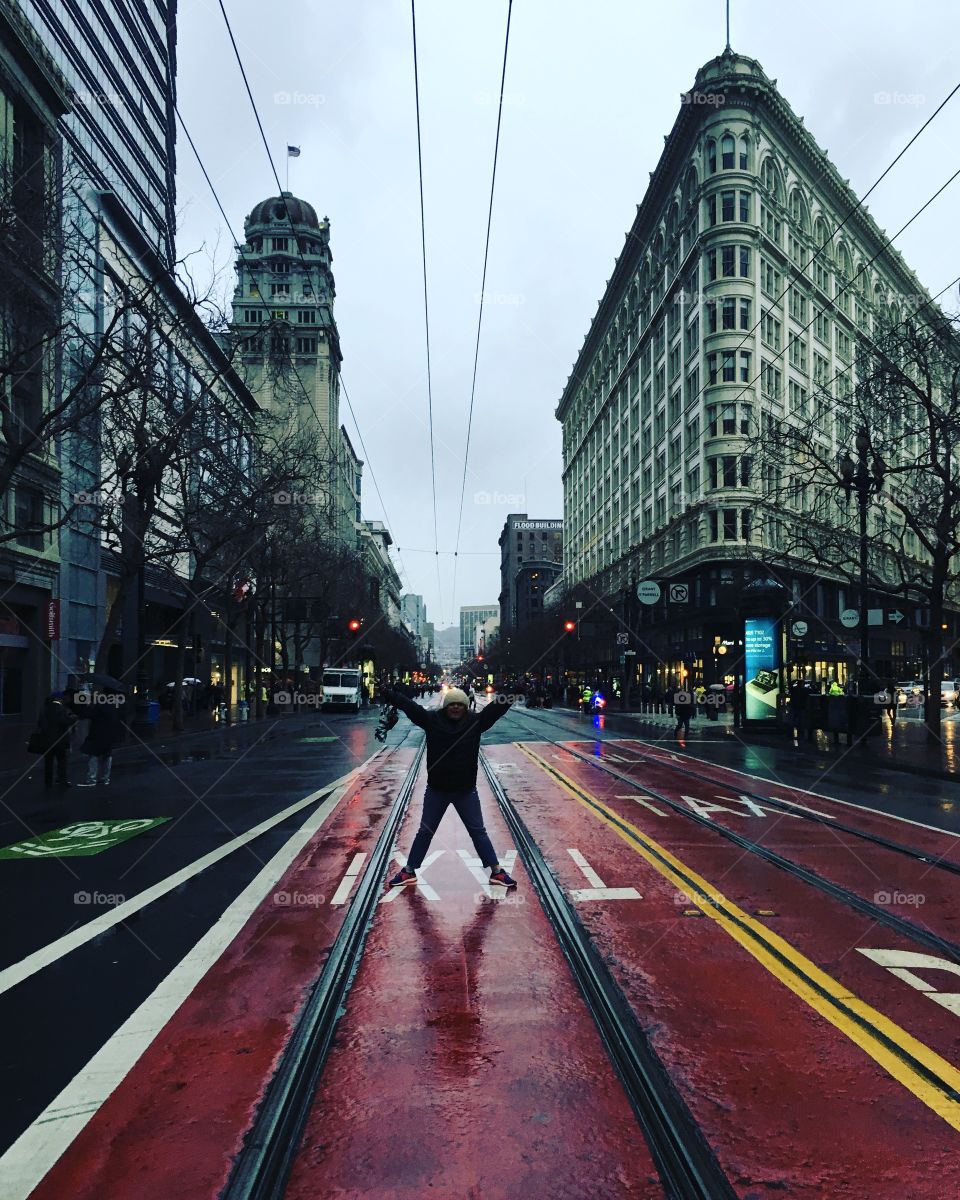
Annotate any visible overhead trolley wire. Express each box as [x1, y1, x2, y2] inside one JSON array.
[[410, 0, 444, 620], [214, 0, 413, 590], [450, 0, 514, 619]]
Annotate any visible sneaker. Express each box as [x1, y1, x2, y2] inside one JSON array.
[[77, 781, 96, 788], [489, 868, 517, 889], [388, 867, 417, 887]]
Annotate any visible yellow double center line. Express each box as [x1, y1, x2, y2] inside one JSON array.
[[518, 743, 960, 1131]]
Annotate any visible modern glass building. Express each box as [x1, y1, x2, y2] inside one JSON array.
[[20, 0, 177, 263]]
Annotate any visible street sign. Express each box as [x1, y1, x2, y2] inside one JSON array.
[[840, 608, 859, 628], [668, 583, 689, 604], [616, 632, 629, 645], [867, 608, 884, 626], [791, 621, 808, 637], [889, 609, 905, 624], [637, 580, 661, 605], [624, 649, 636, 657]]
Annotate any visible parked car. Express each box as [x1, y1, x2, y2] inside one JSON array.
[[941, 681, 958, 707]]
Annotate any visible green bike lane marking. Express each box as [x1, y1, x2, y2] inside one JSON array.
[[0, 819, 170, 859]]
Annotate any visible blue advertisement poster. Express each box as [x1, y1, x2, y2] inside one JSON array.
[[744, 617, 780, 721]]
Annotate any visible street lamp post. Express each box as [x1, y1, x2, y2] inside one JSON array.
[[839, 427, 885, 694]]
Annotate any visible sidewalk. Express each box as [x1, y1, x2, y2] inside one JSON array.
[[0, 704, 322, 786], [549, 703, 960, 781]]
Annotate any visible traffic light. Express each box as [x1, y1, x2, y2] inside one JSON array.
[[563, 619, 576, 634], [348, 617, 362, 633]]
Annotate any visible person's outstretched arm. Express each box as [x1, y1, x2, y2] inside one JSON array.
[[382, 686, 429, 729], [477, 692, 513, 731]]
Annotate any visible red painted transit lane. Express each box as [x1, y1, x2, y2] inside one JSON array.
[[613, 737, 960, 862], [580, 738, 960, 961], [283, 769, 663, 1200], [484, 742, 960, 1199], [27, 748, 421, 1200], [517, 740, 960, 1068]]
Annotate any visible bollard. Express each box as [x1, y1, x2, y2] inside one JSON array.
[[238, 700, 249, 722]]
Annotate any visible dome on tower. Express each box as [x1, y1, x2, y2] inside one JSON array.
[[246, 192, 320, 231]]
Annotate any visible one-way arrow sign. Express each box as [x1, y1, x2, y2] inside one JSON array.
[[889, 610, 905, 625]]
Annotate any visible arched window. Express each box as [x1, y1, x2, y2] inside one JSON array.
[[789, 189, 809, 232], [739, 135, 749, 171], [760, 156, 785, 203], [814, 216, 831, 257], [836, 242, 851, 281], [682, 165, 699, 209], [721, 134, 735, 169], [706, 138, 717, 174]]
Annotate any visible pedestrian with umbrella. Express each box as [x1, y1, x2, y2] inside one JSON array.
[[76, 686, 125, 787]]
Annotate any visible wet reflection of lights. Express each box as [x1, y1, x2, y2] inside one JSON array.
[[940, 801, 955, 812], [593, 715, 605, 733]]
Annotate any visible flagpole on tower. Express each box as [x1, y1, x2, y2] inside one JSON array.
[[286, 144, 301, 192]]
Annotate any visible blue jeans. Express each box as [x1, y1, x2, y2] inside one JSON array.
[[407, 785, 499, 870]]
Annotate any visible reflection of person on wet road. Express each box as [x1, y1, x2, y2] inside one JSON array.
[[382, 686, 517, 889]]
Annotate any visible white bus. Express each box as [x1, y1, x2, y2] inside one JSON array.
[[322, 668, 363, 713]]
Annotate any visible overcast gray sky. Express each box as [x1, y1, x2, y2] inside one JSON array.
[[175, 0, 960, 631]]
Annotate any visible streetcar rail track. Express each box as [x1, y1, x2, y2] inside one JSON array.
[[223, 731, 425, 1200], [510, 706, 960, 878], [481, 750, 737, 1200], [509, 718, 960, 967]]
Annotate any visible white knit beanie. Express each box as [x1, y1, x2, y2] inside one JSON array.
[[441, 687, 469, 709]]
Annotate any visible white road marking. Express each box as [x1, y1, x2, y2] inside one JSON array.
[[681, 794, 739, 819], [0, 753, 380, 998], [566, 848, 642, 902], [379, 851, 444, 903], [620, 739, 960, 834], [859, 948, 960, 1017], [0, 772, 361, 1199], [457, 849, 518, 898], [616, 793, 668, 816], [714, 793, 802, 819], [330, 853, 367, 906]]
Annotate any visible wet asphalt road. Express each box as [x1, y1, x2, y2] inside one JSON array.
[[2, 700, 959, 1155]]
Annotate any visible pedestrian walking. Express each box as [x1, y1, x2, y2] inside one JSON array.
[[467, 686, 477, 712], [883, 677, 898, 724], [76, 690, 123, 787], [788, 678, 809, 746], [381, 685, 517, 888], [32, 691, 77, 789], [673, 686, 694, 739]]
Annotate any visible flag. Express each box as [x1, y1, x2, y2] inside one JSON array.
[[287, 145, 301, 158]]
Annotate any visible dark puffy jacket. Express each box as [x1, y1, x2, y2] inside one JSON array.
[[80, 704, 124, 755], [37, 696, 76, 750], [383, 689, 512, 792]]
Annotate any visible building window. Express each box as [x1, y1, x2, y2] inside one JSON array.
[[723, 508, 738, 539], [272, 237, 289, 251], [814, 309, 831, 344], [790, 289, 808, 323], [761, 361, 782, 400], [739, 136, 749, 170], [707, 139, 717, 173], [296, 336, 317, 354], [761, 310, 782, 350], [741, 509, 752, 541], [707, 195, 717, 226], [740, 351, 751, 382], [739, 246, 750, 277], [721, 190, 735, 221], [272, 259, 290, 274], [721, 352, 735, 382], [721, 134, 735, 169], [707, 249, 718, 281], [722, 245, 735, 277], [244, 309, 263, 323], [271, 283, 290, 297], [707, 353, 717, 385], [297, 309, 317, 323], [761, 259, 781, 297], [14, 488, 44, 550], [739, 190, 751, 222], [739, 298, 751, 329], [789, 335, 807, 372]]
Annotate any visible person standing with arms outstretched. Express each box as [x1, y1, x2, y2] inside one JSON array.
[[382, 686, 517, 888]]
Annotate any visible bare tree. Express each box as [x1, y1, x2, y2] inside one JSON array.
[[754, 305, 960, 736]]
